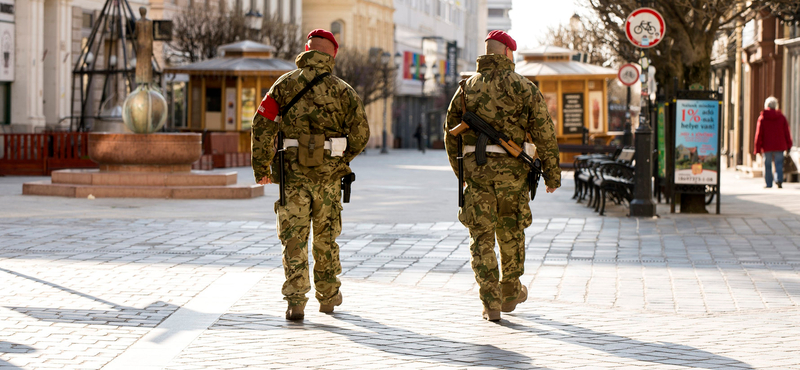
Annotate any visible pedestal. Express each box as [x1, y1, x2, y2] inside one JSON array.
[[23, 133, 263, 199]]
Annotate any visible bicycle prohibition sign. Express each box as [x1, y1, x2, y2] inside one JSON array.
[[625, 7, 665, 48]]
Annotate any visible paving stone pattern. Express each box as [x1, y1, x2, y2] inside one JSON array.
[[1, 217, 799, 369]]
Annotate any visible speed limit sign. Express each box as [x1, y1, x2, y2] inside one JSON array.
[[618, 63, 639, 86]]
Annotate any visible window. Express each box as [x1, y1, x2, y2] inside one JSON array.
[[277, 0, 282, 22], [263, 0, 270, 16], [81, 12, 93, 29], [290, 0, 295, 24], [488, 8, 504, 17], [331, 20, 343, 44]]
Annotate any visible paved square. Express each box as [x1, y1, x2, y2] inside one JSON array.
[[1, 151, 799, 369]]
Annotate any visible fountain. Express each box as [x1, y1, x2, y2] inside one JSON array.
[[23, 8, 263, 199]]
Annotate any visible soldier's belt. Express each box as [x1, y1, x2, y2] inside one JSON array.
[[464, 144, 507, 155], [464, 143, 537, 157], [283, 138, 347, 157]]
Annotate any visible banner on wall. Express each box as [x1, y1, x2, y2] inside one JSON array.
[[542, 92, 558, 128], [403, 51, 425, 81], [674, 99, 719, 185], [588, 91, 603, 133], [446, 41, 458, 85]]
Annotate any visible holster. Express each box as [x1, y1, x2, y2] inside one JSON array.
[[297, 133, 325, 167]]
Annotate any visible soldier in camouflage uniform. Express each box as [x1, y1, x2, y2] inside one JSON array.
[[444, 30, 561, 321], [251, 29, 369, 321]]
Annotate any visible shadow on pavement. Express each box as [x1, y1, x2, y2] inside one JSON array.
[[0, 341, 35, 369], [1, 267, 180, 329], [508, 313, 754, 369], [321, 312, 542, 369]]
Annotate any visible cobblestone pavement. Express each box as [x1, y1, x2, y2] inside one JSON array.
[[1, 216, 799, 369]]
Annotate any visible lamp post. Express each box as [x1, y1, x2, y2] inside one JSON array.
[[630, 50, 656, 217], [380, 52, 401, 154]]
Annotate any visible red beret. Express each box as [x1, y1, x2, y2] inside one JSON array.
[[307, 29, 339, 52], [485, 30, 517, 51]]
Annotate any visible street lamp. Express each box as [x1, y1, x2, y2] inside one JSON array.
[[380, 51, 398, 154]]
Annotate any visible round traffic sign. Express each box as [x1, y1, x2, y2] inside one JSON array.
[[625, 8, 665, 48], [618, 63, 639, 86]]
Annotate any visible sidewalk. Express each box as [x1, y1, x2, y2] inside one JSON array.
[[1, 150, 799, 369]]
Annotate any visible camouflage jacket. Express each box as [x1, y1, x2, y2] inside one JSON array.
[[443, 54, 561, 189], [251, 50, 369, 183]]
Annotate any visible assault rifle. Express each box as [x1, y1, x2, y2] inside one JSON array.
[[449, 111, 546, 201], [277, 131, 287, 206]]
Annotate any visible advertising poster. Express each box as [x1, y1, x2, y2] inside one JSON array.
[[0, 22, 13, 82], [588, 91, 603, 133], [403, 51, 425, 80], [542, 92, 558, 128], [562, 93, 584, 134], [225, 87, 236, 130], [674, 99, 719, 185], [656, 102, 666, 178]]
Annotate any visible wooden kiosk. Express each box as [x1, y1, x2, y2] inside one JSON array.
[[166, 41, 295, 152], [515, 46, 618, 164]]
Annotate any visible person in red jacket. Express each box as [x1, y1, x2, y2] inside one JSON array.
[[754, 96, 793, 188]]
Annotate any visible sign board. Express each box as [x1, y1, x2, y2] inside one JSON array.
[[625, 8, 665, 48], [618, 63, 639, 86], [446, 41, 458, 86], [674, 99, 719, 185], [562, 93, 584, 134]]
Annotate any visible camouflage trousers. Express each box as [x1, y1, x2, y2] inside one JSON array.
[[275, 178, 343, 307], [458, 155, 532, 311]]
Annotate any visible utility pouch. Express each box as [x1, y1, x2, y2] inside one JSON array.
[[298, 133, 325, 167]]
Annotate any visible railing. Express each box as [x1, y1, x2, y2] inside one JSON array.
[[0, 133, 97, 176]]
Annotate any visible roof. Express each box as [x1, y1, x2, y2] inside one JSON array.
[[165, 57, 295, 76], [219, 41, 276, 54], [517, 45, 577, 57], [515, 60, 618, 79]]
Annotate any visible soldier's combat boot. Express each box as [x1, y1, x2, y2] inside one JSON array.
[[501, 285, 528, 313], [286, 303, 305, 321], [319, 291, 343, 313], [482, 307, 501, 322]]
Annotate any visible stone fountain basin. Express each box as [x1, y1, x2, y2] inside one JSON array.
[[89, 133, 203, 172]]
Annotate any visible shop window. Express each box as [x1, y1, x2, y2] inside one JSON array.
[[488, 8, 504, 17], [206, 88, 222, 112], [241, 87, 256, 131]]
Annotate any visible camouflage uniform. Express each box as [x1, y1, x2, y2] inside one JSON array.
[[252, 50, 369, 307], [444, 54, 560, 311]]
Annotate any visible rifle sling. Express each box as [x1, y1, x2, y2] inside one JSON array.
[[280, 72, 331, 117]]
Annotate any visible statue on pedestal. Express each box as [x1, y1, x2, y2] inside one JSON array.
[[122, 7, 167, 133]]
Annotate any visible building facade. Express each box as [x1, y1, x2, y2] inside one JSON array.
[[2, 0, 300, 133], [392, 0, 484, 149], [302, 0, 394, 149], [485, 0, 509, 33], [710, 10, 794, 177]]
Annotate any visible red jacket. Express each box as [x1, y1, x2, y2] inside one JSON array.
[[754, 109, 792, 154]]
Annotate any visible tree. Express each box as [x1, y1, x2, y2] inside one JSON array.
[[541, 14, 613, 67], [586, 0, 799, 91], [169, 6, 303, 64], [260, 13, 306, 61], [332, 48, 396, 107]]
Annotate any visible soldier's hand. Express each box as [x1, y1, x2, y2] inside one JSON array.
[[258, 177, 272, 185], [546, 187, 556, 193]]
